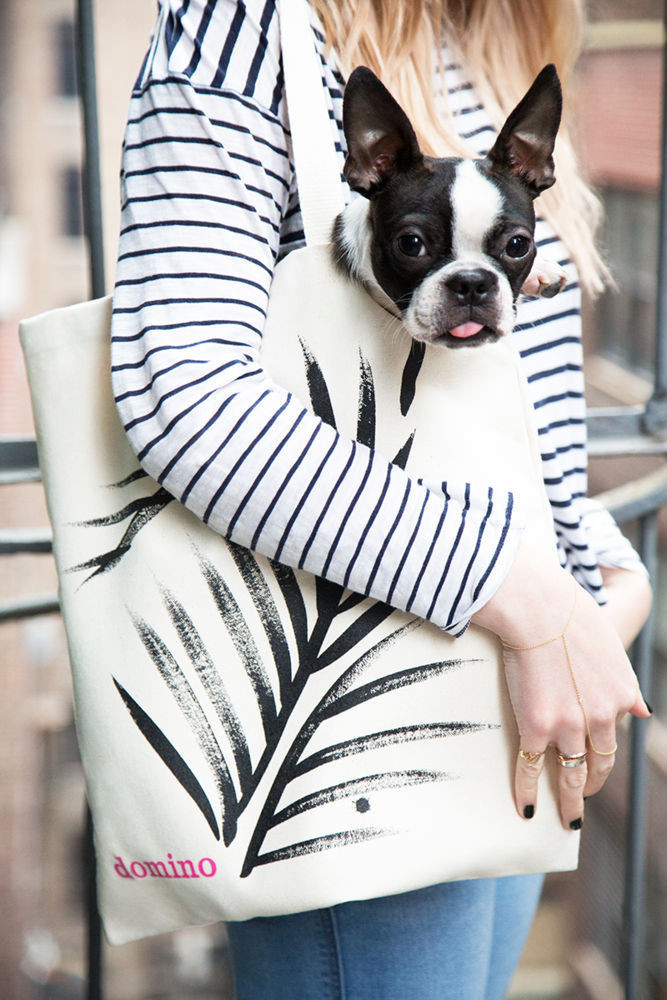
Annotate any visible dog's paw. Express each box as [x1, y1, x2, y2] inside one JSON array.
[[521, 257, 568, 299]]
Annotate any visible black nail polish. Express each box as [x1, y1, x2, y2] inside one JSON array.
[[523, 804, 535, 819], [646, 702, 653, 715], [570, 817, 583, 831]]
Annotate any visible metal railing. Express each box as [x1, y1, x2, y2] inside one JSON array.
[[1, 0, 666, 998]]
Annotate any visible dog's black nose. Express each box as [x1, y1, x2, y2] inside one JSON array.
[[445, 269, 497, 305]]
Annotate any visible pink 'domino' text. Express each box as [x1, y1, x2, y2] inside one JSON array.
[[114, 853, 217, 880]]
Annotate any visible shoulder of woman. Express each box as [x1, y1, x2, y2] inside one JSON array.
[[147, 0, 285, 111]]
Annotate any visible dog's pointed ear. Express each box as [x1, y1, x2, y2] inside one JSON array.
[[343, 66, 423, 197], [485, 64, 562, 198]]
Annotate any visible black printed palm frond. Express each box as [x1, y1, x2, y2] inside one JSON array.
[[400, 341, 425, 416], [240, 615, 490, 876], [292, 721, 484, 779], [158, 588, 254, 790], [300, 338, 336, 429], [357, 348, 376, 448], [268, 770, 446, 829], [67, 481, 174, 582], [129, 612, 240, 845], [113, 679, 222, 841], [72, 335, 494, 876], [111, 566, 491, 873]]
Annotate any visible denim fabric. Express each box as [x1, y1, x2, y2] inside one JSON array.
[[226, 873, 544, 999]]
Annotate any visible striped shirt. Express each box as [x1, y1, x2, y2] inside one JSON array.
[[111, 0, 643, 636]]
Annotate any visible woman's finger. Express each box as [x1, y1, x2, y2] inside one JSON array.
[[630, 687, 652, 718], [514, 746, 547, 819], [584, 746, 616, 798], [555, 747, 588, 830], [583, 721, 618, 797]]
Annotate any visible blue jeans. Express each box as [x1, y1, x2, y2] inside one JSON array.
[[226, 874, 544, 1000]]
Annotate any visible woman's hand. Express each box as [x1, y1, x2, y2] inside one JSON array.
[[472, 539, 651, 830]]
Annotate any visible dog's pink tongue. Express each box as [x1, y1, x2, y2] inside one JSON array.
[[448, 322, 485, 339]]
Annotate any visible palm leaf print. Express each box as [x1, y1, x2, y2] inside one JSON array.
[[159, 588, 253, 791], [67, 483, 173, 582], [400, 340, 426, 415], [292, 722, 487, 779], [196, 560, 279, 744], [113, 680, 221, 841], [224, 544, 296, 706], [300, 337, 336, 428], [269, 770, 448, 829], [357, 348, 376, 447], [240, 618, 485, 876], [69, 335, 494, 879], [129, 614, 239, 846], [251, 828, 392, 868]]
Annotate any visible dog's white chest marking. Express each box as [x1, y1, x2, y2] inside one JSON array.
[[451, 160, 502, 259]]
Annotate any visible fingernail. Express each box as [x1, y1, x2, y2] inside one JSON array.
[[646, 702, 653, 715], [570, 817, 583, 831], [523, 804, 535, 819]]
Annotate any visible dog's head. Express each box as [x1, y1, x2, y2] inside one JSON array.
[[332, 64, 563, 347]]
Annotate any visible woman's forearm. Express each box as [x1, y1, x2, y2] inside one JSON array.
[[599, 565, 652, 650]]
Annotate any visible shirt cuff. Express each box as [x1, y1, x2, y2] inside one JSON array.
[[579, 496, 649, 578]]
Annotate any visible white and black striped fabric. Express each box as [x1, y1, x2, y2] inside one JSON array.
[[111, 0, 644, 636]]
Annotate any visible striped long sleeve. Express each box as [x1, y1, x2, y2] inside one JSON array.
[[111, 0, 644, 638], [111, 0, 523, 635]]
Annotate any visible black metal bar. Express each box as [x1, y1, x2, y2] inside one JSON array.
[[75, 0, 105, 995], [594, 465, 667, 525], [588, 436, 667, 458], [75, 0, 106, 301], [84, 807, 103, 1000], [622, 513, 659, 1000], [0, 438, 41, 484], [0, 530, 52, 554], [622, 11, 667, 985], [0, 594, 60, 622], [587, 406, 646, 440], [586, 409, 667, 456], [643, 2, 667, 435]]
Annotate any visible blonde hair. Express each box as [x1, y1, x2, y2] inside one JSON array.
[[311, 0, 607, 295]]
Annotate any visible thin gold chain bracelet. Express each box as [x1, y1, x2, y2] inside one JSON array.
[[501, 577, 617, 757]]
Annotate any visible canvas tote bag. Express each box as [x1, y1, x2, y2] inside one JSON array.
[[20, 0, 578, 945]]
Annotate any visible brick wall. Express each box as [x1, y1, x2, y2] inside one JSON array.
[[578, 47, 661, 193], [0, 320, 34, 437]]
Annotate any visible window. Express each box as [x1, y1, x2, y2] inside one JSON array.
[[56, 20, 77, 98], [594, 187, 657, 377], [61, 167, 82, 237]]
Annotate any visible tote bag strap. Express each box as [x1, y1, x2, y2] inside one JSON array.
[[278, 0, 345, 246]]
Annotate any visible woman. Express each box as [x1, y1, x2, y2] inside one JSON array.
[[111, 1, 652, 996]]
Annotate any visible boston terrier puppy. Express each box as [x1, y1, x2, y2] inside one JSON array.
[[333, 64, 567, 348]]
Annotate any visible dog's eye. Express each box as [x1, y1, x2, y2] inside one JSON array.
[[396, 233, 426, 258], [505, 235, 531, 259]]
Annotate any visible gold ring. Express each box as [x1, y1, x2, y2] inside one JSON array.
[[519, 749, 545, 766], [556, 749, 587, 768], [591, 743, 618, 756]]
